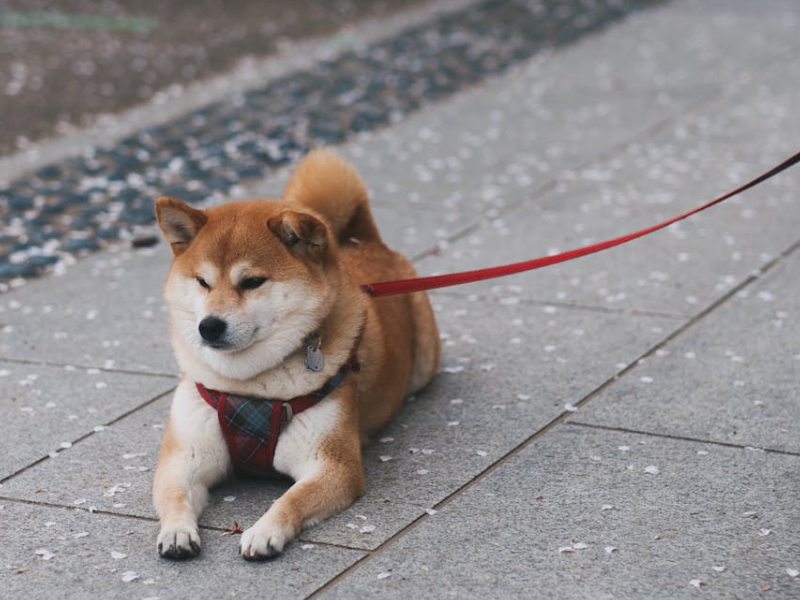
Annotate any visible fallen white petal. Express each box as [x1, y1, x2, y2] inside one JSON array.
[[122, 452, 146, 460], [377, 572, 392, 580], [564, 403, 578, 412], [712, 566, 726, 573], [605, 546, 617, 554], [111, 551, 127, 560], [121, 571, 139, 583], [360, 525, 376, 534], [223, 496, 236, 502], [35, 548, 55, 561], [425, 508, 437, 516], [689, 579, 705, 588], [786, 568, 799, 578], [644, 465, 660, 475]]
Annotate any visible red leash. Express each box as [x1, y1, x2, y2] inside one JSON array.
[[362, 150, 800, 298]]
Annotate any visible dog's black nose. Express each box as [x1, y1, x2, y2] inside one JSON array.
[[198, 316, 227, 343]]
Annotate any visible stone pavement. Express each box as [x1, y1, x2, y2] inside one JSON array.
[[2, 0, 800, 598]]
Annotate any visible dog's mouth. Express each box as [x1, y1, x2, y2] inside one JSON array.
[[202, 340, 234, 351], [200, 327, 260, 353]]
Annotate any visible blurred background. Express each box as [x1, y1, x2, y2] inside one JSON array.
[[0, 0, 427, 155]]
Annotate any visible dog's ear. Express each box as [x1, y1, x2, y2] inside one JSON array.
[[155, 196, 207, 256], [268, 210, 328, 261]]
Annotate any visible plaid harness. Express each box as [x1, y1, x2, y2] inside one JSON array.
[[196, 357, 358, 478]]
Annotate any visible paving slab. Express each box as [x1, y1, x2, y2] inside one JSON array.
[[0, 246, 174, 373], [0, 500, 364, 600], [319, 425, 800, 600], [0, 360, 173, 481], [570, 248, 800, 454], [414, 50, 800, 316], [0, 293, 680, 551]]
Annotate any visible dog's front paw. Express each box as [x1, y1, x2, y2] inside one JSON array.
[[157, 522, 201, 559], [239, 517, 294, 561]]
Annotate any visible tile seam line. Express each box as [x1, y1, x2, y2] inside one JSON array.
[[0, 355, 177, 378], [0, 0, 482, 183], [304, 235, 800, 599], [0, 494, 371, 553], [431, 289, 692, 320], [0, 386, 175, 485], [564, 421, 800, 457], [566, 234, 800, 415]]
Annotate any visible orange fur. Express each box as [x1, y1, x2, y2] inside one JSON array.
[[152, 149, 440, 560]]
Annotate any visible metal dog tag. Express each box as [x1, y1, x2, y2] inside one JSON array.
[[304, 342, 324, 372]]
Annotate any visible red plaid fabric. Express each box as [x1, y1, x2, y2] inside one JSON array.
[[196, 360, 356, 477]]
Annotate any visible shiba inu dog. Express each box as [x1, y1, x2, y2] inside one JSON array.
[[152, 149, 441, 560]]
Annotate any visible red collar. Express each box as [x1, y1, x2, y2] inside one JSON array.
[[196, 357, 358, 477]]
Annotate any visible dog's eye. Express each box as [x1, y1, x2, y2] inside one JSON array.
[[196, 277, 210, 290], [240, 277, 267, 291]]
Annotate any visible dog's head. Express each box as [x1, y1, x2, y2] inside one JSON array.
[[155, 196, 339, 380]]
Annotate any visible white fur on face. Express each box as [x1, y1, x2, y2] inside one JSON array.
[[166, 264, 330, 381]]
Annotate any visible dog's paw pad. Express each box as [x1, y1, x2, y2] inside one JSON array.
[[239, 521, 292, 561], [157, 524, 201, 559]]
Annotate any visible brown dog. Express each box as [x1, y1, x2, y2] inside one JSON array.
[[152, 149, 440, 560]]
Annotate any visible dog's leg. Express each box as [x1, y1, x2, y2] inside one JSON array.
[[239, 395, 364, 560], [153, 381, 230, 559]]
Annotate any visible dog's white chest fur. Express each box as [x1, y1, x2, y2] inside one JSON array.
[[171, 378, 341, 481], [273, 399, 341, 479]]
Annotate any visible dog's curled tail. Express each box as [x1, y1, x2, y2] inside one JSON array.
[[283, 148, 382, 246]]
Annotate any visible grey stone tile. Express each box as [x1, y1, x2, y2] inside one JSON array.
[[571, 249, 800, 453], [0, 397, 169, 515], [319, 425, 800, 600], [0, 246, 175, 374], [0, 388, 424, 552], [0, 294, 680, 551], [0, 501, 363, 600], [0, 360, 174, 480], [414, 54, 800, 315]]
